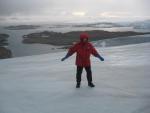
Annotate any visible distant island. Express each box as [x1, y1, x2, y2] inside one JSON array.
[[71, 22, 123, 28], [4, 25, 40, 30], [49, 22, 122, 28], [0, 34, 12, 59], [22, 30, 150, 46]]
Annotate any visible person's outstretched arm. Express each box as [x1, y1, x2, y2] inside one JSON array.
[[61, 44, 78, 61], [90, 44, 104, 61], [94, 54, 104, 61], [61, 52, 72, 61]]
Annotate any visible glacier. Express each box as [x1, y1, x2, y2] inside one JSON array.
[[0, 42, 150, 113]]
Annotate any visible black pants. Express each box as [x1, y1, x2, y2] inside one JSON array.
[[76, 66, 92, 83]]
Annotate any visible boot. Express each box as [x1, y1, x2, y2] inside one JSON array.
[[88, 82, 95, 87], [76, 82, 80, 88]]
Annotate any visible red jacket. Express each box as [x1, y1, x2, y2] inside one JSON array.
[[68, 34, 99, 67]]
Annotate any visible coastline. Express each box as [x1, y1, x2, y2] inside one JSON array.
[[22, 30, 150, 46], [0, 34, 12, 59]]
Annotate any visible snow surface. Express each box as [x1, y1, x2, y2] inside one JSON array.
[[0, 43, 150, 113]]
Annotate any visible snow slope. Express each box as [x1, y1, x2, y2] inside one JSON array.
[[93, 34, 150, 47], [0, 43, 150, 113]]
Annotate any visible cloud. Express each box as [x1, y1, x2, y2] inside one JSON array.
[[0, 0, 53, 16], [99, 12, 131, 18], [0, 0, 150, 23], [72, 12, 86, 17]]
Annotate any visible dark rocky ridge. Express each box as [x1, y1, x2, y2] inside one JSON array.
[[4, 25, 40, 30], [0, 34, 9, 46], [0, 34, 12, 59], [23, 30, 150, 46], [0, 47, 12, 59]]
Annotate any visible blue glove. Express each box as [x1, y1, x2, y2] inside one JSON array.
[[95, 54, 104, 61], [61, 52, 71, 61], [99, 56, 104, 61], [61, 57, 67, 61]]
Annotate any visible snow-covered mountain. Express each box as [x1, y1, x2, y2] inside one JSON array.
[[93, 34, 150, 47], [0, 42, 150, 113], [131, 20, 150, 29]]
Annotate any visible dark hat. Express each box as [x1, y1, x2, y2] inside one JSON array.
[[80, 33, 89, 41]]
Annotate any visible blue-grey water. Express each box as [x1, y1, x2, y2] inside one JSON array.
[[0, 25, 63, 57]]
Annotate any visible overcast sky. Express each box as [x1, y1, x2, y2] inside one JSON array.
[[0, 0, 150, 23]]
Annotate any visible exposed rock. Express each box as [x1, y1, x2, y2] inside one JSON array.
[[0, 34, 9, 46], [0, 34, 12, 59], [22, 30, 150, 46], [0, 47, 12, 59], [4, 25, 40, 30]]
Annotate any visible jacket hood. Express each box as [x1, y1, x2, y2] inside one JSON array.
[[80, 33, 89, 42]]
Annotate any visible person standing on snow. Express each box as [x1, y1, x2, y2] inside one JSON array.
[[61, 33, 104, 88]]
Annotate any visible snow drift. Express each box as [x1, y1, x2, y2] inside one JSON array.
[[0, 42, 150, 113]]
